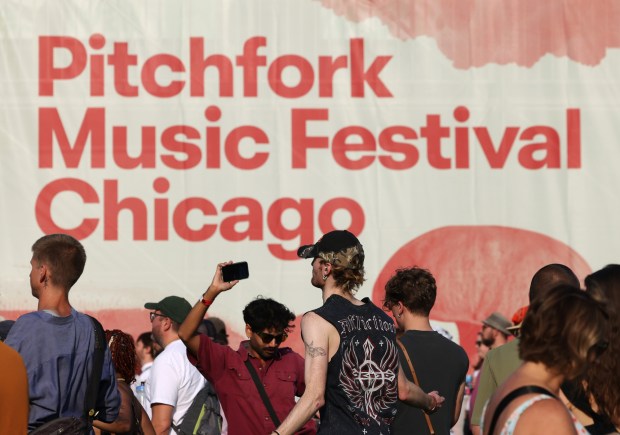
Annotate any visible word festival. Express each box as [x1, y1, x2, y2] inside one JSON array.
[[35, 34, 583, 255]]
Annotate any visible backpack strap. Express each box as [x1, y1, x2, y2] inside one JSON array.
[[487, 385, 555, 435], [172, 382, 222, 435], [84, 315, 106, 421], [244, 359, 281, 427]]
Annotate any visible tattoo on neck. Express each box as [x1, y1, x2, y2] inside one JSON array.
[[305, 341, 327, 358]]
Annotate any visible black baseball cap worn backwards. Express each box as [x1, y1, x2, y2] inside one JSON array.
[[297, 230, 361, 259]]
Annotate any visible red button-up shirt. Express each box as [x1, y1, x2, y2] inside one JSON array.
[[188, 334, 316, 435]]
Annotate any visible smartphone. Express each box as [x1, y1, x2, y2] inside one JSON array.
[[221, 261, 249, 282]]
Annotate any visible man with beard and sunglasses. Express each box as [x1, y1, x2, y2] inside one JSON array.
[[179, 261, 316, 435]]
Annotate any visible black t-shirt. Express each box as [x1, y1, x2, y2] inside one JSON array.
[[561, 380, 616, 435], [313, 294, 399, 434], [392, 329, 469, 435]]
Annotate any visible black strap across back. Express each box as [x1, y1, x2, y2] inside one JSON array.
[[487, 385, 555, 435]]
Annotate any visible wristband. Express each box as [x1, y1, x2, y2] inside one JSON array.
[[201, 297, 213, 307]]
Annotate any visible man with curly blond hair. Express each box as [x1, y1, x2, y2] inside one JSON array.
[[272, 230, 445, 435]]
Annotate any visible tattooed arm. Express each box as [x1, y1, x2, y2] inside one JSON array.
[[273, 312, 332, 435]]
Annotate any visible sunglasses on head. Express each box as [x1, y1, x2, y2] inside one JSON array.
[[254, 331, 288, 344]]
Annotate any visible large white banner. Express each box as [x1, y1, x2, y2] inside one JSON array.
[[1, 0, 618, 357]]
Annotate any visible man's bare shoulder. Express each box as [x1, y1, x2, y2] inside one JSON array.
[[301, 310, 330, 326], [301, 311, 337, 359]]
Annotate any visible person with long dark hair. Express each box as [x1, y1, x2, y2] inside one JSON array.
[[582, 265, 620, 432]]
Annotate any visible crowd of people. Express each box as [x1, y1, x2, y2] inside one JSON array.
[[0, 232, 618, 435]]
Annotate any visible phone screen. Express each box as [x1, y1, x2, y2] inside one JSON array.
[[221, 261, 249, 282]]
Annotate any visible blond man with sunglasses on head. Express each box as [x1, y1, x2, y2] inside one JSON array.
[[179, 262, 316, 435]]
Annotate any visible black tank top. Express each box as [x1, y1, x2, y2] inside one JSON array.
[[313, 295, 399, 434]]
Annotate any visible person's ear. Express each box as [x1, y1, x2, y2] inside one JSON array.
[[162, 317, 174, 332], [39, 264, 48, 285], [245, 324, 252, 339], [324, 262, 332, 275]]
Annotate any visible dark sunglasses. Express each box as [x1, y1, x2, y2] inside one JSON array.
[[149, 312, 168, 322], [254, 331, 288, 344]]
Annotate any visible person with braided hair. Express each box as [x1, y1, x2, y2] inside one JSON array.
[[93, 329, 155, 435]]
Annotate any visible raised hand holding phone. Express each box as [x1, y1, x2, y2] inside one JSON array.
[[211, 261, 239, 291], [221, 261, 249, 282], [179, 261, 243, 358]]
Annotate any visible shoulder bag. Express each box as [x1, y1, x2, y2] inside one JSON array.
[[396, 338, 435, 435], [244, 359, 281, 427]]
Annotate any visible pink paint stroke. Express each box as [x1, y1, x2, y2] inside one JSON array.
[[318, 0, 620, 67]]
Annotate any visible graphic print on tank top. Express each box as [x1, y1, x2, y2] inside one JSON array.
[[314, 295, 399, 431], [339, 334, 399, 424]]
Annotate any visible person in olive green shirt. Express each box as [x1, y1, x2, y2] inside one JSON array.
[[470, 339, 520, 433]]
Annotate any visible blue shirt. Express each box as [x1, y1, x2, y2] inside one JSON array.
[[6, 309, 120, 430]]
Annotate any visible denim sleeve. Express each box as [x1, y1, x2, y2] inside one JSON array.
[[95, 346, 121, 422]]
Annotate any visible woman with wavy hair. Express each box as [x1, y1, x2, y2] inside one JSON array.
[[583, 265, 620, 432], [481, 285, 609, 435], [93, 329, 155, 435]]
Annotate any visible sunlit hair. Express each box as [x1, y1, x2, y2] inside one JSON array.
[[105, 329, 137, 384], [243, 297, 295, 334], [318, 244, 365, 294], [31, 234, 86, 289], [519, 285, 609, 381], [383, 267, 436, 316], [584, 264, 620, 425]]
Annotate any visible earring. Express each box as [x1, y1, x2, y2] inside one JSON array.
[[322, 275, 328, 280], [397, 313, 402, 318]]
